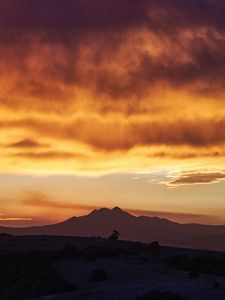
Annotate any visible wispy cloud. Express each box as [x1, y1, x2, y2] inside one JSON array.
[[11, 151, 86, 160], [126, 208, 215, 223], [0, 217, 32, 221], [6, 139, 47, 148], [168, 171, 225, 186], [22, 192, 99, 211]]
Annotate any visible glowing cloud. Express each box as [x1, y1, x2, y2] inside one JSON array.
[[0, 0, 224, 175], [0, 0, 225, 226]]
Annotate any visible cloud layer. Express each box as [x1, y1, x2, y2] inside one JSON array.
[[0, 0, 224, 173]]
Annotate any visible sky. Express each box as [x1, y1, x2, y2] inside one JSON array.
[[0, 0, 225, 226]]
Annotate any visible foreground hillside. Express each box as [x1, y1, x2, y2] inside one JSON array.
[[1, 207, 225, 251], [0, 235, 225, 300]]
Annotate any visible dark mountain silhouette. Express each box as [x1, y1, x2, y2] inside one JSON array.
[[1, 207, 225, 251]]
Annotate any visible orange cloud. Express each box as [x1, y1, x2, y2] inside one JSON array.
[[22, 192, 99, 211], [1, 117, 225, 150]]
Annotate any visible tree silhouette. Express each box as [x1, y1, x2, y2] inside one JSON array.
[[108, 230, 120, 240]]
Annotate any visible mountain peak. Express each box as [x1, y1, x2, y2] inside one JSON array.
[[89, 207, 110, 215], [89, 207, 133, 218], [112, 206, 123, 212]]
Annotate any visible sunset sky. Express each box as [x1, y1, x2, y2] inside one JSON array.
[[0, 0, 225, 226]]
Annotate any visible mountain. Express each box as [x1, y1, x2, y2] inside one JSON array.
[[1, 207, 225, 251]]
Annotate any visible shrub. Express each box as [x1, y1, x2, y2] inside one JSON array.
[[61, 242, 79, 258], [108, 230, 120, 240], [149, 241, 160, 248], [90, 268, 108, 281], [135, 290, 187, 300]]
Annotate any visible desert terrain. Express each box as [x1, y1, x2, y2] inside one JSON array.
[[0, 235, 225, 300]]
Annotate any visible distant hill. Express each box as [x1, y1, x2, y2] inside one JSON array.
[[1, 207, 225, 251]]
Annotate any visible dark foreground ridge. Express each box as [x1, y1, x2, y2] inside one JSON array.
[[0, 235, 225, 300], [1, 207, 225, 251]]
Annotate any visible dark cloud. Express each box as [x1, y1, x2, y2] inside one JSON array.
[[11, 151, 86, 160], [169, 171, 225, 186], [0, 0, 224, 35], [7, 139, 47, 148], [0, 0, 224, 107]]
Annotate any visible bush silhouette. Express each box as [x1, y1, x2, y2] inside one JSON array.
[[61, 242, 79, 258], [108, 230, 120, 240], [149, 241, 160, 247], [135, 290, 187, 300], [90, 268, 108, 281]]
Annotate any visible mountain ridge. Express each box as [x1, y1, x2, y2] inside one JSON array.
[[0, 207, 225, 251]]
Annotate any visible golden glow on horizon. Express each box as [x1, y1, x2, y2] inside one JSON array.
[[0, 217, 32, 221]]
